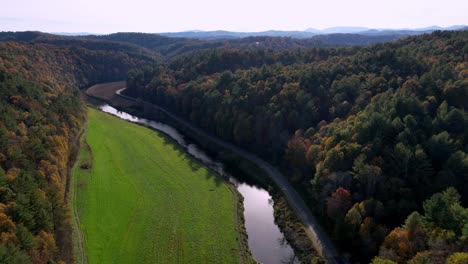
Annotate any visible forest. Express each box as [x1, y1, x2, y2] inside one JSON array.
[[0, 41, 153, 263], [125, 30, 468, 263], [0, 31, 404, 60], [0, 29, 466, 263], [89, 32, 403, 58]]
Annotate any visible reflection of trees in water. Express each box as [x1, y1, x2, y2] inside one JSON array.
[[281, 253, 298, 264], [278, 236, 287, 247], [279, 237, 299, 264], [268, 198, 273, 205]]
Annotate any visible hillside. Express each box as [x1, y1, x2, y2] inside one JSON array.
[[90, 32, 404, 58], [125, 30, 468, 262], [0, 31, 158, 60], [0, 31, 410, 61], [0, 41, 153, 263]]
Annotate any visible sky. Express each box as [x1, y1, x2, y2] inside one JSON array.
[[1, 0, 467, 33]]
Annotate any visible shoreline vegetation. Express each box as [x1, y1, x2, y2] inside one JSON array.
[[70, 105, 255, 263]]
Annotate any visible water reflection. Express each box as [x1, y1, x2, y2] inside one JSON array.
[[235, 182, 299, 264], [99, 104, 298, 264]]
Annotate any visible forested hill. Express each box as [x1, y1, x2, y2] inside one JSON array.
[[125, 30, 468, 262], [0, 31, 158, 59], [0, 41, 155, 87], [0, 41, 154, 263], [89, 32, 404, 58], [0, 31, 406, 60]]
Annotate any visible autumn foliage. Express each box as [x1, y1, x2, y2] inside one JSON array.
[[0, 40, 152, 263], [125, 30, 468, 262], [327, 187, 351, 220]]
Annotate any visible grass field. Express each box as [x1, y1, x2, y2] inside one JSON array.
[[72, 108, 250, 263]]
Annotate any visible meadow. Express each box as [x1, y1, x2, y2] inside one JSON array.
[[72, 108, 249, 263]]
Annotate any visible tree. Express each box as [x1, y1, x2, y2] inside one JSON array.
[[403, 212, 425, 241], [447, 252, 468, 264], [427, 132, 455, 167], [352, 155, 383, 198], [327, 187, 352, 220], [16, 224, 35, 251], [438, 151, 468, 197], [360, 217, 388, 261], [345, 206, 362, 227], [422, 187, 468, 235], [379, 228, 411, 263], [0, 243, 31, 264], [401, 212, 427, 257], [344, 206, 363, 240], [407, 251, 446, 264], [31, 231, 57, 263], [461, 223, 468, 243], [285, 132, 308, 175], [371, 257, 397, 264], [392, 143, 412, 180], [306, 144, 322, 167]]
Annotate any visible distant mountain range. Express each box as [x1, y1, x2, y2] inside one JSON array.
[[304, 25, 467, 34], [51, 26, 467, 40], [158, 30, 317, 39], [52, 32, 97, 36], [158, 25, 467, 39], [5, 25, 464, 60]]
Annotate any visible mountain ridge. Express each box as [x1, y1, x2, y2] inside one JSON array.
[[158, 25, 467, 39], [46, 25, 467, 39]]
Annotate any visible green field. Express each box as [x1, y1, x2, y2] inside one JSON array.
[[72, 108, 250, 263]]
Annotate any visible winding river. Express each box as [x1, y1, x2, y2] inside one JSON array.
[[98, 104, 299, 264]]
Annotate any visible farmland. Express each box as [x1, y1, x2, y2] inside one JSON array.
[[71, 108, 250, 263]]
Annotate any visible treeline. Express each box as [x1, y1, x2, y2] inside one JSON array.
[[0, 41, 153, 263], [125, 30, 468, 262]]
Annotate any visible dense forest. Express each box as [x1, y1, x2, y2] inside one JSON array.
[[0, 29, 466, 263], [90, 32, 404, 58], [0, 31, 406, 60], [0, 41, 153, 263], [0, 31, 157, 59], [126, 30, 468, 263]]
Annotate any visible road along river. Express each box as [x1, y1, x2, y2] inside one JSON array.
[[87, 82, 345, 263], [98, 104, 299, 264]]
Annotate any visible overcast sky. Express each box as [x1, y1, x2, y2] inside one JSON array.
[[1, 0, 467, 33]]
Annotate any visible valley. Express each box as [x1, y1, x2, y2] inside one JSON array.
[[0, 24, 466, 264]]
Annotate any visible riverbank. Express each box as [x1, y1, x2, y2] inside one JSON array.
[[71, 107, 255, 263]]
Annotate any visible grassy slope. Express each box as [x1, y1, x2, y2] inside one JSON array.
[[73, 108, 244, 263]]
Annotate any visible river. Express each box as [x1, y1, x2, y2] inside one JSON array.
[[98, 104, 299, 264]]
